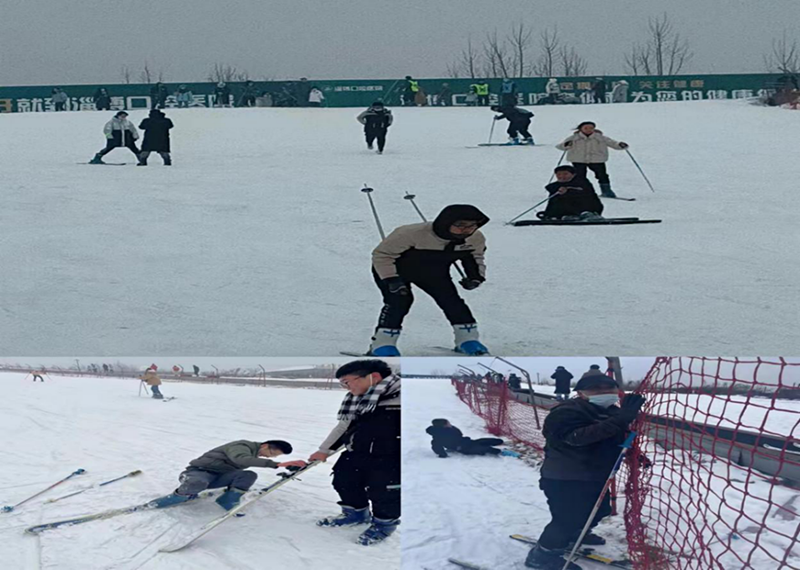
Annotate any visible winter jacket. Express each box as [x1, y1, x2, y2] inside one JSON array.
[[592, 80, 607, 96], [475, 83, 490, 96], [556, 130, 624, 164], [372, 205, 489, 282], [426, 424, 468, 457], [357, 108, 393, 131], [318, 378, 401, 463], [543, 177, 604, 218], [540, 398, 629, 481], [52, 91, 68, 104], [175, 89, 193, 104], [187, 440, 279, 473], [150, 85, 168, 104], [309, 88, 324, 103], [140, 371, 162, 386], [545, 80, 561, 95], [580, 368, 607, 380], [139, 110, 174, 152], [214, 84, 231, 104], [551, 369, 574, 394], [508, 374, 522, 390], [93, 89, 111, 108], [496, 106, 533, 124], [611, 82, 629, 103], [103, 117, 139, 145], [501, 80, 517, 94]]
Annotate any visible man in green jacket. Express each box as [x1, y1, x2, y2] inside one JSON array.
[[151, 440, 307, 510]]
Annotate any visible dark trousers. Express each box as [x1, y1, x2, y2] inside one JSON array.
[[461, 437, 504, 456], [538, 478, 612, 550], [573, 162, 610, 184], [373, 269, 475, 329], [593, 92, 606, 104], [478, 95, 489, 106], [366, 129, 387, 151], [55, 102, 66, 111], [508, 119, 532, 139], [177, 468, 258, 495], [150, 385, 163, 399], [98, 137, 140, 157], [139, 151, 171, 165], [332, 452, 400, 520], [32, 374, 44, 382]]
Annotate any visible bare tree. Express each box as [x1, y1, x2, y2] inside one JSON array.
[[624, 43, 654, 75], [483, 30, 512, 78], [139, 61, 153, 84], [446, 37, 482, 78], [626, 14, 692, 76], [507, 22, 534, 77], [120, 65, 132, 84], [560, 46, 588, 77], [532, 27, 560, 77], [208, 63, 243, 83], [764, 30, 800, 74]]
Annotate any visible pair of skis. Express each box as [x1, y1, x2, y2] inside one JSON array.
[[340, 346, 491, 358], [513, 217, 661, 227], [447, 534, 632, 569]]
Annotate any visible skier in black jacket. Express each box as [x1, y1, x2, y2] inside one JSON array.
[[524, 374, 645, 570], [491, 105, 534, 145], [539, 165, 604, 221], [137, 109, 174, 166], [149, 82, 169, 109], [356, 101, 393, 154], [426, 419, 504, 457], [551, 366, 574, 401]]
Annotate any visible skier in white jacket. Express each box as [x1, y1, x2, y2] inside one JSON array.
[[89, 111, 140, 164], [555, 121, 629, 198]]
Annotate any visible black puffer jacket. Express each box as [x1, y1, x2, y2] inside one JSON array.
[[426, 424, 470, 457], [540, 398, 629, 481], [551, 368, 574, 394], [139, 110, 174, 152]]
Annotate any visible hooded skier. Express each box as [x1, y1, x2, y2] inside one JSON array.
[[89, 111, 140, 164], [357, 101, 393, 154], [369, 204, 490, 356], [137, 109, 174, 166], [491, 105, 535, 145]]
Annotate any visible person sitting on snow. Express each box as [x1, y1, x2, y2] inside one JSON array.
[[150, 440, 306, 510], [426, 419, 505, 458], [369, 204, 490, 356], [539, 165, 604, 221], [524, 375, 645, 569]]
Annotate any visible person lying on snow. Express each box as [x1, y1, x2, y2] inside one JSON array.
[[426, 418, 507, 458]]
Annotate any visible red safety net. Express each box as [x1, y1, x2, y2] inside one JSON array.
[[452, 357, 800, 569]]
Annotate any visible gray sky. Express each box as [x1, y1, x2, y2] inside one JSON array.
[[1, 0, 798, 86]]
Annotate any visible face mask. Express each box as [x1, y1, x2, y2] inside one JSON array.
[[588, 394, 619, 408]]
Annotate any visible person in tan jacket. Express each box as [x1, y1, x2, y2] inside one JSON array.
[[556, 121, 629, 198], [140, 369, 164, 399], [369, 204, 490, 356]]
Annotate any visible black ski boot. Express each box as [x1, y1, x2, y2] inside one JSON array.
[[599, 183, 617, 198], [525, 544, 583, 569], [89, 154, 104, 165]]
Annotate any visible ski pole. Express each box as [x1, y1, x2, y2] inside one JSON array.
[[403, 192, 467, 279], [625, 149, 655, 192], [361, 185, 386, 240], [487, 116, 497, 144], [46, 470, 142, 504], [2, 469, 86, 512], [561, 432, 637, 570], [546, 149, 568, 185], [505, 193, 561, 225]]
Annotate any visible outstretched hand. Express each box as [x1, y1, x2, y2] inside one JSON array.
[[278, 460, 308, 469], [308, 451, 329, 463], [619, 142, 629, 149]]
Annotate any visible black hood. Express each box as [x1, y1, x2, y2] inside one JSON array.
[[432, 205, 490, 241], [149, 109, 164, 118]]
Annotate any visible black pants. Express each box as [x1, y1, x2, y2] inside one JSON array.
[[32, 374, 44, 382], [478, 95, 489, 106], [593, 92, 605, 103], [507, 119, 532, 139], [332, 452, 400, 520], [139, 151, 171, 165], [573, 162, 610, 184], [365, 129, 387, 151], [98, 138, 140, 157], [373, 269, 475, 329], [461, 437, 503, 456], [55, 102, 66, 111], [177, 468, 258, 495], [538, 478, 612, 550]]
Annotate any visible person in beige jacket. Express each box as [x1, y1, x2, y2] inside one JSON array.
[[556, 121, 629, 198], [140, 369, 164, 399], [368, 204, 490, 356]]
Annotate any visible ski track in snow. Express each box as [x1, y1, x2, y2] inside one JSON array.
[[0, 373, 399, 570], [1, 102, 798, 355], [402, 378, 626, 569]]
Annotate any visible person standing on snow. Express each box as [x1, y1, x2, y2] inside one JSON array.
[[214, 81, 231, 107], [308, 86, 325, 107], [551, 366, 574, 401], [357, 101, 393, 154], [149, 440, 305, 511], [89, 111, 140, 164], [309, 359, 401, 545], [31, 370, 45, 382], [175, 85, 193, 108], [491, 105, 535, 145], [137, 109, 174, 166], [500, 78, 518, 107], [539, 165, 604, 221], [426, 419, 505, 457], [140, 368, 165, 399], [51, 88, 69, 111], [610, 80, 629, 103], [524, 375, 645, 569], [369, 205, 490, 356], [149, 82, 169, 109], [402, 75, 419, 106], [93, 87, 111, 110], [543, 78, 561, 105], [591, 78, 607, 104], [556, 121, 629, 198], [508, 373, 522, 390]]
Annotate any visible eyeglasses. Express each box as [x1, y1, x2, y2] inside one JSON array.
[[339, 375, 362, 387]]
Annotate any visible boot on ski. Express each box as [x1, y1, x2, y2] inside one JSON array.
[[525, 544, 582, 569], [215, 488, 246, 510], [357, 516, 399, 545], [317, 505, 371, 527], [570, 532, 605, 546], [599, 183, 617, 198], [369, 328, 402, 357], [522, 137, 535, 145], [453, 323, 489, 355], [89, 154, 104, 165], [148, 491, 194, 509], [579, 211, 604, 221], [508, 136, 520, 145]]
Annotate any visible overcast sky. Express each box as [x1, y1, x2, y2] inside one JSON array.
[[1, 0, 798, 86]]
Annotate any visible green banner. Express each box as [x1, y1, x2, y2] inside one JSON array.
[[0, 74, 787, 113]]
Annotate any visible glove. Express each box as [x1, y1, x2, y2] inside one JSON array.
[[278, 460, 308, 469], [494, 115, 502, 121], [617, 393, 646, 423], [384, 277, 410, 296], [459, 278, 483, 291], [563, 141, 573, 148], [619, 142, 629, 149]]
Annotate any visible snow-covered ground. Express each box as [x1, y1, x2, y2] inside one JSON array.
[[402, 377, 629, 570], [0, 372, 399, 570], [1, 102, 798, 355]]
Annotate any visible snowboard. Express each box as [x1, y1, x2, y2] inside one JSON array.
[[510, 535, 633, 568], [513, 217, 661, 227]]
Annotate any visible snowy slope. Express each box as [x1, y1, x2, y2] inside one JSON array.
[[0, 373, 399, 570], [402, 378, 628, 570], [1, 102, 798, 355]]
